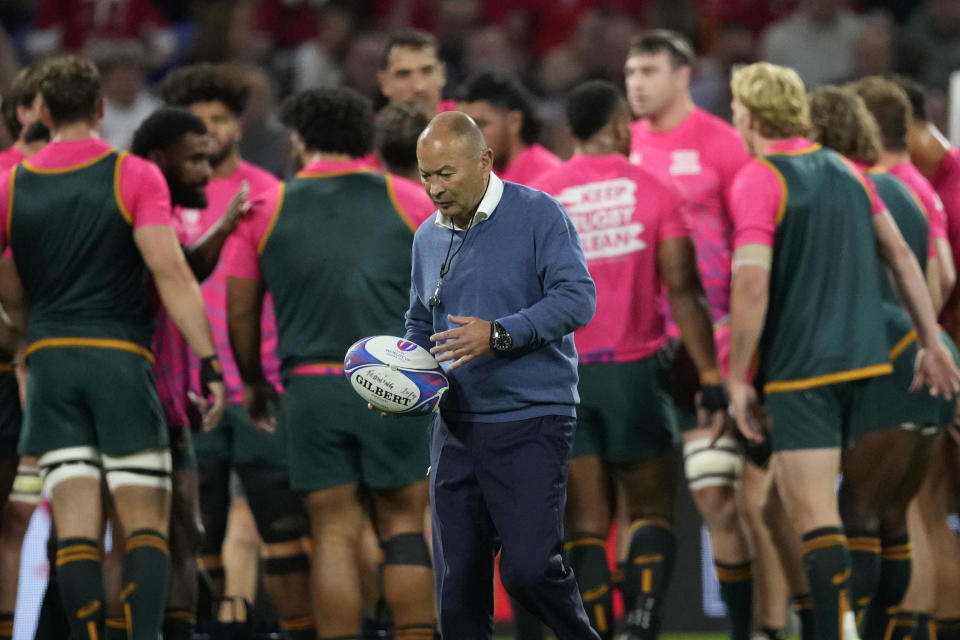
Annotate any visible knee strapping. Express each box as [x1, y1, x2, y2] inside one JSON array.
[[38, 447, 101, 493], [102, 450, 171, 492], [381, 533, 431, 568], [9, 461, 42, 505], [683, 436, 743, 491]]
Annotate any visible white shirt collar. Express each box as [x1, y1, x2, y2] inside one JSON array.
[[434, 172, 504, 230]]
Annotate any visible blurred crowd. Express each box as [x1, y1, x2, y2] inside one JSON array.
[[0, 0, 958, 162]]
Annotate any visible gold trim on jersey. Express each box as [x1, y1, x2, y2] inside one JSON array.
[[889, 330, 917, 361], [257, 183, 286, 255], [766, 142, 822, 156], [113, 152, 132, 224], [21, 149, 113, 175], [6, 165, 16, 241], [297, 168, 374, 179], [385, 173, 418, 232], [756, 158, 789, 225], [763, 363, 893, 394], [26, 337, 154, 363]]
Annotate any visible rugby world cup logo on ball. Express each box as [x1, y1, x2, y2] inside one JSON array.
[[344, 336, 449, 415]]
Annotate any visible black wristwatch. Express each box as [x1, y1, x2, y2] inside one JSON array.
[[489, 320, 513, 352]]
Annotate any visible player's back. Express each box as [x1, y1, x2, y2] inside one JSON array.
[[259, 166, 421, 369], [630, 107, 751, 323], [759, 146, 888, 388], [532, 153, 685, 363], [8, 142, 153, 348]]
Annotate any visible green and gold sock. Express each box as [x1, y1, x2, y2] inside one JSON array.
[[846, 530, 881, 624], [791, 593, 815, 640], [622, 518, 676, 639], [120, 530, 170, 640], [564, 533, 613, 640], [715, 560, 753, 640], [162, 610, 195, 640], [56, 537, 105, 640], [860, 534, 912, 639], [0, 611, 13, 640], [936, 616, 960, 640], [801, 527, 856, 640], [280, 614, 317, 640]]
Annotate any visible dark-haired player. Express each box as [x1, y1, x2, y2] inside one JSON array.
[[624, 29, 772, 639], [808, 85, 958, 640], [378, 29, 454, 116], [727, 62, 959, 640], [0, 62, 46, 640], [852, 76, 955, 313], [129, 105, 257, 640], [0, 55, 225, 640], [375, 100, 430, 183], [160, 63, 314, 639], [225, 87, 436, 639], [457, 71, 560, 186], [531, 80, 728, 640], [0, 62, 49, 169]]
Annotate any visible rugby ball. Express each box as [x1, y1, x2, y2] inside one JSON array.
[[344, 336, 448, 415]]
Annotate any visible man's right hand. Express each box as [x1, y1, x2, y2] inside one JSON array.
[[729, 380, 766, 443], [912, 341, 960, 398], [244, 380, 279, 433], [202, 381, 227, 431], [222, 181, 251, 234]]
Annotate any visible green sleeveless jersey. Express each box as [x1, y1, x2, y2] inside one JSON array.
[[258, 171, 418, 371], [866, 170, 929, 356], [9, 151, 154, 357], [759, 147, 891, 393]]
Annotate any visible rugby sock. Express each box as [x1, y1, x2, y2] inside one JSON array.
[[564, 533, 613, 640], [714, 560, 753, 640], [915, 612, 933, 640], [56, 537, 105, 640], [105, 617, 127, 640], [623, 518, 676, 638], [801, 527, 855, 640], [281, 615, 316, 640], [791, 593, 816, 640], [163, 610, 196, 640], [860, 534, 912, 639], [936, 617, 960, 640], [34, 570, 71, 640], [846, 530, 882, 622], [120, 529, 170, 640], [0, 612, 12, 640], [879, 611, 918, 639]]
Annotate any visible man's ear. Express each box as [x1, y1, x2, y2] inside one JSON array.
[[147, 148, 167, 171]]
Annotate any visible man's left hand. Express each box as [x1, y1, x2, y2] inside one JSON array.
[[430, 315, 492, 370]]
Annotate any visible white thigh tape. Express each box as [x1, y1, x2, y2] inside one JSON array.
[[9, 463, 42, 504], [102, 450, 172, 491], [38, 446, 102, 493], [683, 436, 744, 491]]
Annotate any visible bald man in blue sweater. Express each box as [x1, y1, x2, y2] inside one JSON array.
[[406, 111, 599, 639]]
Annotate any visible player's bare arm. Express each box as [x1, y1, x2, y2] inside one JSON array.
[[226, 274, 277, 432], [657, 236, 727, 435], [185, 181, 250, 281], [927, 254, 944, 313], [874, 209, 960, 397], [728, 246, 771, 443], [134, 224, 226, 429]]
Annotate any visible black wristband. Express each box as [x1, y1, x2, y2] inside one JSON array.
[[200, 355, 223, 396], [700, 383, 728, 413]]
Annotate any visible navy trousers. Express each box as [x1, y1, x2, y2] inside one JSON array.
[[429, 413, 600, 640]]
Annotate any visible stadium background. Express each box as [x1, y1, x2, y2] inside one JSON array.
[[2, 0, 960, 637]]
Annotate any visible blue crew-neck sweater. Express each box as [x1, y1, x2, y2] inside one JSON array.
[[405, 181, 596, 422]]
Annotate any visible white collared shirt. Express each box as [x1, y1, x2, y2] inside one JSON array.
[[434, 172, 504, 230]]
